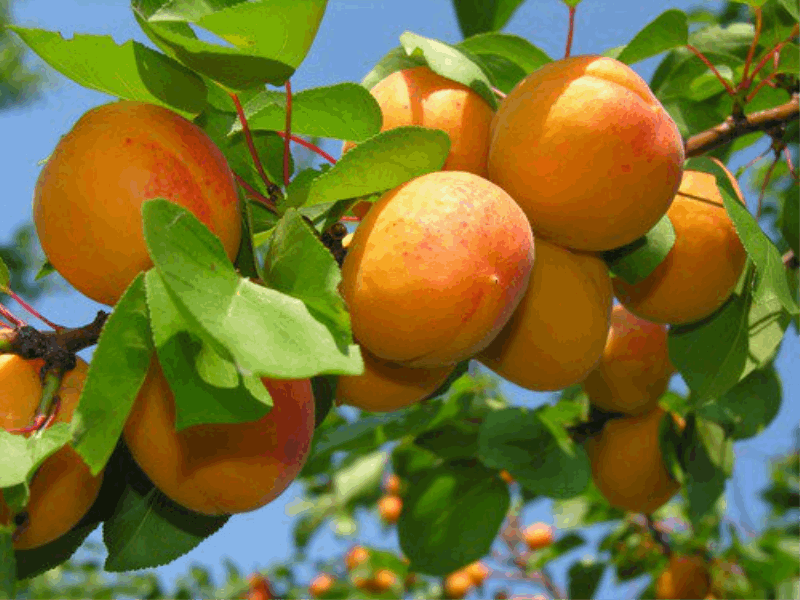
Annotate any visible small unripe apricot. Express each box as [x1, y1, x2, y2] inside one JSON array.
[[378, 494, 403, 523], [345, 545, 370, 571], [613, 170, 748, 325], [34, 101, 242, 306], [340, 171, 534, 368], [585, 407, 682, 514], [0, 348, 103, 550], [582, 305, 674, 415], [309, 573, 335, 598], [488, 55, 684, 251], [336, 347, 454, 412], [444, 570, 474, 599], [523, 523, 554, 551], [655, 554, 711, 599], [479, 238, 612, 391], [123, 358, 314, 515]]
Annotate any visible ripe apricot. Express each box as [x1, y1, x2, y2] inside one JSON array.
[[245, 574, 273, 600], [655, 554, 711, 599], [34, 100, 242, 306], [585, 407, 682, 514], [582, 304, 674, 415], [444, 570, 474, 599], [340, 171, 534, 368], [488, 55, 684, 251], [384, 473, 402, 495], [369, 569, 398, 592], [613, 170, 748, 325], [478, 238, 613, 391], [378, 494, 402, 523], [336, 347, 454, 412], [499, 470, 514, 484], [345, 545, 370, 571], [0, 349, 104, 550], [465, 561, 491, 586], [123, 358, 314, 515], [309, 573, 335, 598], [523, 522, 554, 551]]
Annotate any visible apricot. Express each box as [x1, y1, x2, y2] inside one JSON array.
[[123, 357, 314, 515], [340, 171, 534, 368], [582, 304, 674, 415], [488, 55, 684, 252], [384, 473, 402, 495], [478, 239, 613, 391], [336, 347, 454, 412], [613, 170, 748, 325], [444, 570, 474, 599], [34, 100, 242, 306], [465, 561, 491, 586], [523, 523, 554, 551], [585, 407, 682, 514], [655, 554, 711, 599], [309, 573, 335, 598], [345, 545, 370, 571], [0, 348, 103, 550], [378, 494, 402, 523], [499, 470, 514, 484], [244, 574, 273, 600], [369, 569, 399, 593]]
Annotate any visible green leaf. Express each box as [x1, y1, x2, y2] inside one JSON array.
[[333, 450, 387, 506], [305, 127, 449, 206], [231, 83, 383, 142], [399, 31, 498, 109], [610, 10, 689, 65], [602, 213, 676, 284], [145, 270, 273, 431], [478, 407, 591, 499], [0, 533, 13, 596], [778, 0, 800, 20], [457, 32, 551, 75], [0, 424, 71, 488], [147, 0, 326, 70], [141, 199, 362, 378], [415, 423, 481, 460], [262, 210, 352, 349], [0, 257, 9, 291], [568, 559, 605, 600], [681, 415, 732, 523], [9, 27, 206, 116], [780, 185, 799, 255], [14, 521, 96, 581], [361, 46, 426, 91], [398, 461, 509, 575], [451, 0, 525, 37], [70, 275, 153, 475]]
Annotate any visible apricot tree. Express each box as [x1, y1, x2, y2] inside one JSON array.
[[0, 0, 798, 599]]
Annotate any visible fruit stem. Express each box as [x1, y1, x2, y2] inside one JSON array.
[[564, 5, 576, 59], [283, 80, 293, 187], [756, 152, 780, 219], [740, 7, 763, 87], [0, 303, 26, 328], [646, 515, 673, 558], [4, 290, 63, 331], [686, 45, 737, 97], [230, 92, 281, 196], [274, 131, 338, 164], [233, 172, 278, 213], [745, 23, 799, 98], [492, 87, 507, 100]]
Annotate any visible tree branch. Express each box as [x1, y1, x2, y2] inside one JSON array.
[[685, 94, 799, 157]]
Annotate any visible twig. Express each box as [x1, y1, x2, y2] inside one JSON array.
[[283, 80, 293, 187], [233, 172, 277, 213], [230, 92, 281, 197], [4, 290, 62, 331], [564, 5, 576, 60], [0, 304, 25, 328], [686, 45, 737, 97], [274, 131, 337, 164]]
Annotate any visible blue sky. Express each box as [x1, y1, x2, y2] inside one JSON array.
[[1, 1, 798, 598]]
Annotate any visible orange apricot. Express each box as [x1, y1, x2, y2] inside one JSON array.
[[613, 170, 748, 325], [336, 347, 454, 412], [478, 238, 613, 391], [499, 470, 514, 484], [378, 494, 403, 523], [655, 554, 711, 599], [585, 407, 682, 514], [384, 473, 402, 495], [465, 561, 491, 586], [523, 522, 554, 551], [34, 100, 241, 306], [488, 55, 684, 251], [340, 171, 534, 368], [309, 573, 335, 598], [245, 574, 273, 600], [343, 66, 494, 177], [582, 304, 674, 415], [0, 348, 104, 550], [123, 357, 314, 515], [444, 570, 474, 599], [369, 569, 399, 593], [345, 545, 370, 571]]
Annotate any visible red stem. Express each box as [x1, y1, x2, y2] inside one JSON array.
[[8, 398, 61, 434], [340, 215, 360, 222], [564, 6, 576, 59], [283, 80, 293, 187], [747, 24, 799, 87], [492, 86, 507, 100], [273, 131, 337, 164], [230, 93, 277, 193], [784, 146, 798, 181], [0, 303, 25, 328], [746, 73, 779, 104], [741, 7, 763, 85], [233, 172, 277, 213], [6, 290, 62, 331], [686, 45, 737, 96]]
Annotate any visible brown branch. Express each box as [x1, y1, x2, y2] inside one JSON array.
[[3, 311, 108, 358], [685, 94, 799, 157], [784, 250, 799, 270]]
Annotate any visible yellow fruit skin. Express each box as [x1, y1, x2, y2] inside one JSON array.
[[582, 304, 674, 415], [523, 522, 554, 550], [340, 171, 535, 368], [0, 352, 104, 550], [123, 358, 314, 516], [444, 570, 473, 599], [613, 170, 748, 325], [34, 100, 241, 306], [656, 554, 711, 599], [585, 407, 681, 514], [336, 348, 454, 412], [479, 239, 612, 391], [488, 55, 684, 251]]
